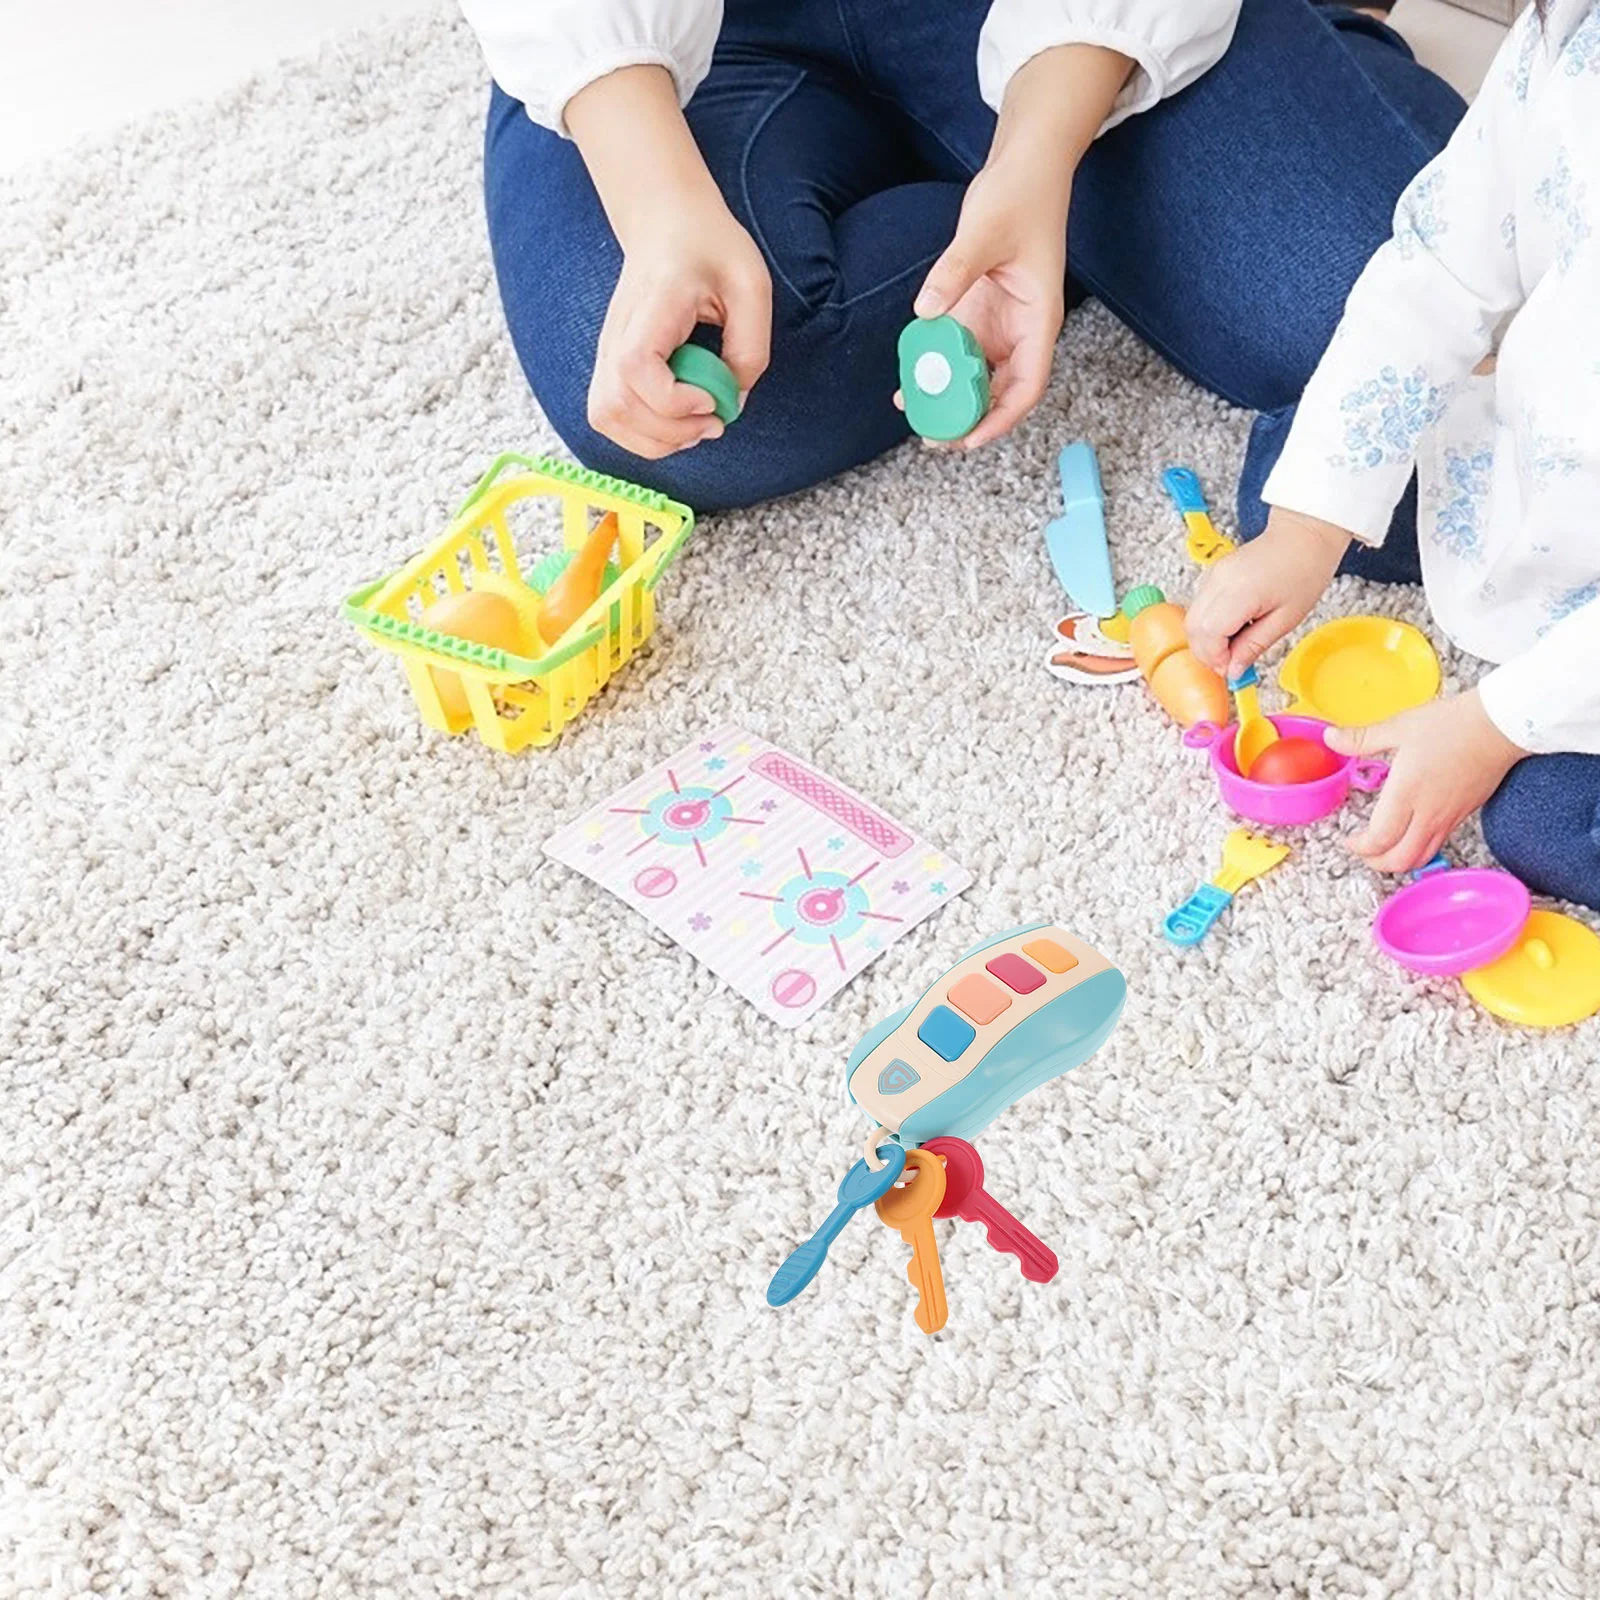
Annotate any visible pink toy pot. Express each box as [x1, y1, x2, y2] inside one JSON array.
[[1183, 714, 1387, 826]]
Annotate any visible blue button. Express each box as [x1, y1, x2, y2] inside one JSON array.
[[917, 1005, 976, 1062]]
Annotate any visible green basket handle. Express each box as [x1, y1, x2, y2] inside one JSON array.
[[455, 452, 546, 518], [454, 452, 696, 595]]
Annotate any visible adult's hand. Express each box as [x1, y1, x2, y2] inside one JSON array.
[[568, 65, 772, 459], [909, 43, 1134, 450]]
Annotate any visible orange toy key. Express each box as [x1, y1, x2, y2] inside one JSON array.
[[875, 1148, 949, 1335], [536, 512, 619, 645]]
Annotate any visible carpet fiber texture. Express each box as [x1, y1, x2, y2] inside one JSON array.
[[3, 9, 1599, 1597]]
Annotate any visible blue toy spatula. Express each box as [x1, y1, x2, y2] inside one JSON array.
[[1043, 441, 1117, 618]]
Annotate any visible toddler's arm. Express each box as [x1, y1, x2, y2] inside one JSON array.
[[1261, 15, 1535, 545], [1190, 13, 1541, 678]]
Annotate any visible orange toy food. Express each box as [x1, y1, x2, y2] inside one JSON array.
[[1248, 736, 1341, 787], [537, 512, 619, 645], [1122, 585, 1229, 730], [422, 588, 531, 722]]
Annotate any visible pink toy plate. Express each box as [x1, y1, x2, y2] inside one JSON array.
[[1372, 867, 1531, 976], [1184, 714, 1387, 826]]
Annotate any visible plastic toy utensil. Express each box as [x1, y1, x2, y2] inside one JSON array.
[[1164, 828, 1292, 946], [875, 1148, 949, 1334], [1246, 736, 1342, 787], [897, 315, 990, 441], [1043, 441, 1117, 619], [1162, 466, 1237, 566], [924, 1137, 1058, 1283], [1229, 666, 1280, 775], [1462, 909, 1600, 1028], [1277, 615, 1440, 726], [767, 1143, 908, 1307], [667, 343, 742, 424], [536, 511, 619, 645]]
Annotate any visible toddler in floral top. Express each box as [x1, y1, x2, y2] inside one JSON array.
[[1187, 0, 1600, 913]]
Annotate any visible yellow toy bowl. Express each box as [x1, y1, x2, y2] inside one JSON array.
[[343, 453, 694, 752], [1278, 616, 1440, 727]]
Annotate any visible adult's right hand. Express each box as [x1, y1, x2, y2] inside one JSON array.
[[587, 206, 772, 460]]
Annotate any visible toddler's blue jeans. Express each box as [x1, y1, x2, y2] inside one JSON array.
[[482, 0, 1463, 522]]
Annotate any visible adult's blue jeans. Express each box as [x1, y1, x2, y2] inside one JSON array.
[[483, 0, 1463, 521]]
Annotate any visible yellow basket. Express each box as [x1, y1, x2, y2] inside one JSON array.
[[343, 453, 695, 752]]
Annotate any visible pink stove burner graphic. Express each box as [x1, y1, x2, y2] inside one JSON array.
[[611, 768, 765, 870], [741, 847, 904, 971]]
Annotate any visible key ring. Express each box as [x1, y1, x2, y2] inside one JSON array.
[[861, 1126, 902, 1171]]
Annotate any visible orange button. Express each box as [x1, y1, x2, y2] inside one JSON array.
[[1023, 938, 1078, 974], [948, 973, 1011, 1025]]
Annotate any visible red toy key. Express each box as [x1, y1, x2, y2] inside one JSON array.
[[924, 1137, 1059, 1284]]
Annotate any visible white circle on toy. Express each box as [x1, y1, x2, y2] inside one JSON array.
[[912, 351, 952, 396]]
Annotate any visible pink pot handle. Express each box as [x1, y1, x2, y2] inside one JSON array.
[[1351, 758, 1389, 792], [1183, 721, 1222, 751]]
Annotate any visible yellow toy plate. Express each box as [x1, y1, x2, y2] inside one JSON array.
[[1462, 909, 1600, 1028], [1278, 617, 1440, 727]]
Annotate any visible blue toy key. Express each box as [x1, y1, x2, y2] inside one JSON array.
[[1043, 441, 1117, 618], [767, 1144, 908, 1306]]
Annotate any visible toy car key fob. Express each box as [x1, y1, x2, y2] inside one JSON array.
[[845, 923, 1125, 1148]]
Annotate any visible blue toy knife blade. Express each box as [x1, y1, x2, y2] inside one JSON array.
[[1043, 441, 1117, 618]]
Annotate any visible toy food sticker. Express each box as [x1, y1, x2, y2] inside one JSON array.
[[1044, 611, 1140, 686], [544, 726, 973, 1028]]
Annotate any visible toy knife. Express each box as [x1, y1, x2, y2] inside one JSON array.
[[1044, 441, 1117, 618]]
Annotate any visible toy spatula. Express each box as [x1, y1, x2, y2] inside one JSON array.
[[1162, 467, 1237, 567], [1164, 829, 1291, 946], [1044, 441, 1117, 618]]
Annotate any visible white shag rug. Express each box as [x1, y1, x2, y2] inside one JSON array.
[[4, 11, 1598, 1597]]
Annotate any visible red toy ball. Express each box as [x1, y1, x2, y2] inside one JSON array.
[[1247, 736, 1342, 786]]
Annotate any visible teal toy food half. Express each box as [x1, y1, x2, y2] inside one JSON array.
[[846, 923, 1125, 1149], [897, 315, 990, 441], [667, 342, 742, 424]]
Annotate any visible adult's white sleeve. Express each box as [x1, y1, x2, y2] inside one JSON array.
[[459, 0, 723, 135], [977, 1, 1240, 132], [1261, 11, 1536, 545]]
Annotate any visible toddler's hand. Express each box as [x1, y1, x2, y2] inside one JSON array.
[[910, 160, 1067, 450], [1186, 509, 1353, 678], [1326, 691, 1526, 874], [589, 203, 771, 461]]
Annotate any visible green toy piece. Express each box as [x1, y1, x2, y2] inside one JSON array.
[[668, 343, 742, 424], [897, 315, 990, 441], [1120, 584, 1166, 621]]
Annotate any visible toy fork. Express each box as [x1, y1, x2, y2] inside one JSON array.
[[1164, 828, 1291, 946]]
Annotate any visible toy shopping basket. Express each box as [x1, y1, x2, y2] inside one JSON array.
[[342, 453, 694, 752]]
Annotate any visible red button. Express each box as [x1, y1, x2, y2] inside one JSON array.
[[986, 952, 1046, 994]]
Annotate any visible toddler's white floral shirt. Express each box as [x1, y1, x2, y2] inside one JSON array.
[[1264, 0, 1600, 754]]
